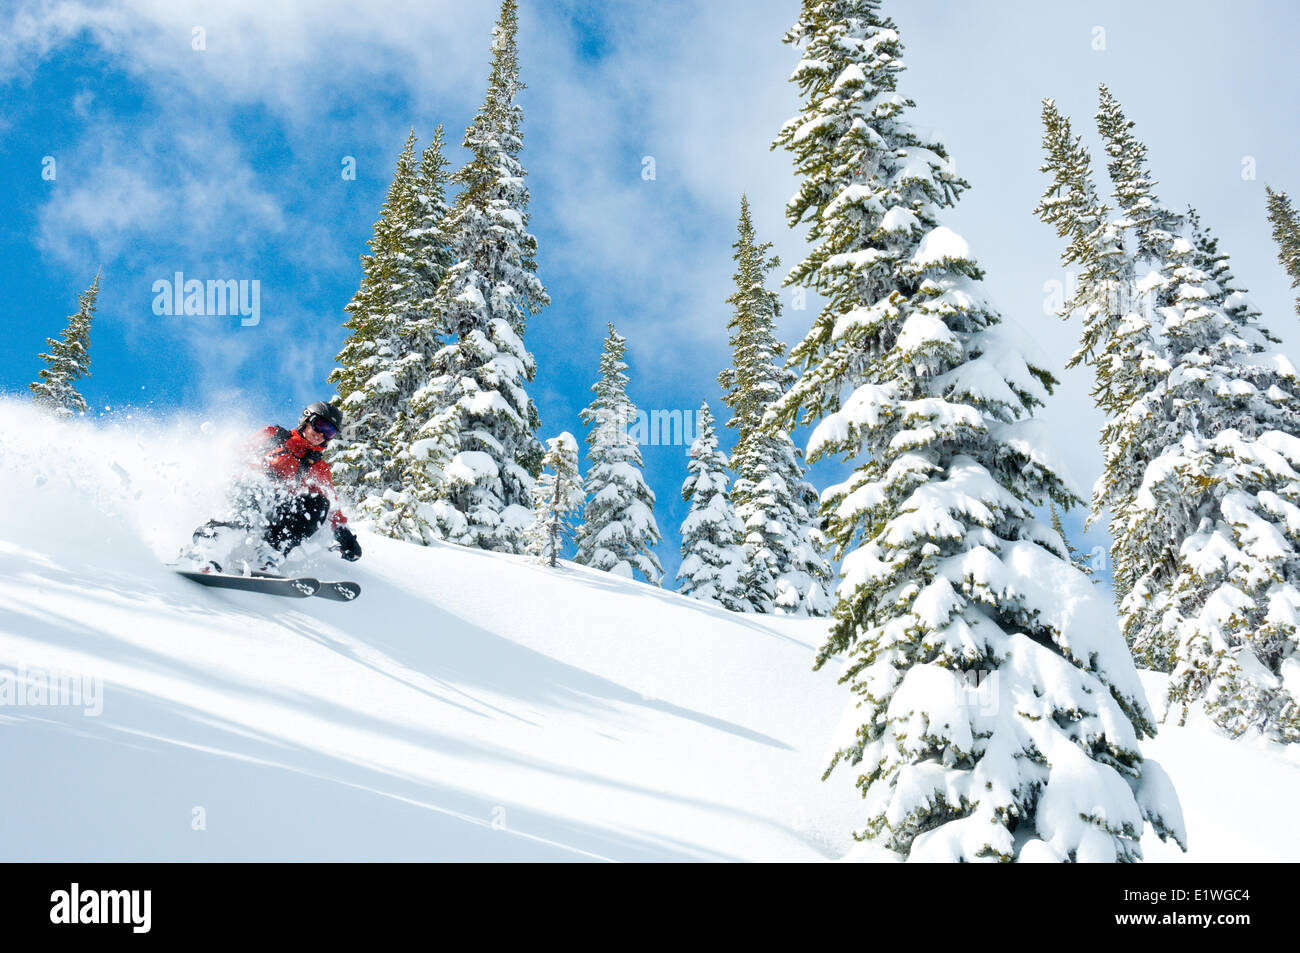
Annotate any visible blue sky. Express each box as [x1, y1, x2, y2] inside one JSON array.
[[3, 0, 1299, 583]]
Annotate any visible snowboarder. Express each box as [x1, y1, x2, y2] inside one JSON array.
[[179, 401, 362, 573]]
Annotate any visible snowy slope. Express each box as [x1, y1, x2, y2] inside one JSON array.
[[1, 400, 1297, 861], [1136, 671, 1300, 863]]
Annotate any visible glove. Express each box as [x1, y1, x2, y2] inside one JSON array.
[[333, 525, 362, 562]]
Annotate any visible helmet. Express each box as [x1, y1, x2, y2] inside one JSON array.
[[301, 400, 344, 433]]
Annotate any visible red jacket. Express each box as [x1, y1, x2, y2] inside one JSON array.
[[251, 426, 348, 529]]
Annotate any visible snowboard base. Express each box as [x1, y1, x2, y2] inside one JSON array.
[[177, 570, 320, 598]]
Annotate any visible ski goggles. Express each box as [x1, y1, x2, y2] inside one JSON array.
[[307, 415, 338, 440]]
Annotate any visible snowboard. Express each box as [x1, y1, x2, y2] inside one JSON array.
[[251, 570, 361, 602], [177, 569, 321, 598]]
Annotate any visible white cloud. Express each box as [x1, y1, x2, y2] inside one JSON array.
[[0, 0, 495, 117], [37, 126, 285, 266]]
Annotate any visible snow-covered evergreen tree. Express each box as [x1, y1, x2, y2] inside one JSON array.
[[350, 127, 459, 543], [719, 195, 831, 616], [410, 126, 457, 325], [1094, 85, 1183, 263], [1121, 234, 1300, 743], [1038, 87, 1300, 744], [1189, 209, 1267, 334], [524, 432, 584, 567], [329, 130, 422, 500], [31, 269, 99, 417], [408, 0, 548, 553], [1266, 186, 1300, 316], [574, 324, 663, 585], [401, 398, 469, 543], [1035, 98, 1170, 638], [677, 402, 748, 610], [1102, 92, 1299, 743], [772, 0, 1185, 859]]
